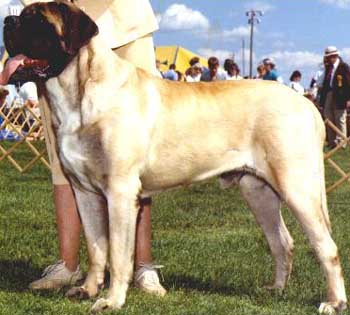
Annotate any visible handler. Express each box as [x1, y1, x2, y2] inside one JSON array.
[[20, 0, 166, 295]]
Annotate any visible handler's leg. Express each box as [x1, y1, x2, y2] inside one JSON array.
[[66, 187, 108, 299], [324, 92, 336, 147], [114, 34, 166, 296], [29, 89, 82, 290], [134, 198, 166, 296], [334, 108, 347, 148]]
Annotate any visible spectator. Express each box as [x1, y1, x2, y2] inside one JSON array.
[[201, 56, 227, 82], [185, 63, 202, 82], [155, 59, 163, 78], [5, 81, 38, 109], [319, 46, 350, 148], [4, 82, 39, 132], [189, 56, 200, 67], [163, 64, 178, 81], [176, 70, 183, 81], [289, 70, 305, 95], [255, 64, 266, 79], [224, 59, 243, 81], [262, 58, 283, 83], [309, 59, 327, 101]]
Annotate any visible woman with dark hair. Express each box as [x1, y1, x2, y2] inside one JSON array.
[[224, 59, 242, 81], [289, 70, 305, 95]]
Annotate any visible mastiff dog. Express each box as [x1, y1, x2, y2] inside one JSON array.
[[4, 1, 347, 314]]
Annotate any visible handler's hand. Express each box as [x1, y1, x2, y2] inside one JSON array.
[[346, 100, 350, 109]]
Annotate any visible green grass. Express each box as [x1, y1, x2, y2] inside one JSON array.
[[1, 141, 350, 314]]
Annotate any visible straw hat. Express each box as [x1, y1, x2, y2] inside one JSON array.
[[324, 46, 339, 57]]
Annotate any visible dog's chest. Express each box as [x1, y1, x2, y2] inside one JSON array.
[[45, 79, 90, 185]]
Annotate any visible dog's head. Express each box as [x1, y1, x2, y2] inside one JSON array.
[[3, 0, 98, 79]]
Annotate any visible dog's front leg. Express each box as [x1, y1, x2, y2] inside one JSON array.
[[91, 176, 141, 313], [66, 186, 108, 300]]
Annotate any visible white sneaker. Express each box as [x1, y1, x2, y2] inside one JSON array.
[[29, 260, 84, 290], [134, 263, 167, 297]]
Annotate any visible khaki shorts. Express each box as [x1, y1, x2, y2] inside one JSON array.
[[39, 34, 157, 185]]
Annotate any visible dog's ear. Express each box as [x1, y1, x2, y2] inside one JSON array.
[[57, 2, 98, 56]]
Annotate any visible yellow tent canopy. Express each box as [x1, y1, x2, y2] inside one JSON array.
[[155, 46, 207, 75]]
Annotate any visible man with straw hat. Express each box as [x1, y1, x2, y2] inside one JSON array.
[[17, 0, 166, 295], [320, 46, 350, 148]]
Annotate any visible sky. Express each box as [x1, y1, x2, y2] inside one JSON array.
[[150, 0, 350, 85], [1, 0, 349, 85]]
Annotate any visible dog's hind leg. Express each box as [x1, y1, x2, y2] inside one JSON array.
[[239, 174, 294, 290], [66, 187, 108, 300], [92, 176, 141, 313], [277, 170, 347, 315]]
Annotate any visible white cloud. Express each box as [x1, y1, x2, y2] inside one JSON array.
[[198, 48, 234, 62], [339, 48, 350, 64], [271, 40, 295, 49], [265, 50, 323, 69], [222, 25, 251, 38], [198, 48, 255, 66], [158, 3, 210, 31], [244, 1, 275, 13], [201, 25, 252, 43], [319, 0, 350, 8]]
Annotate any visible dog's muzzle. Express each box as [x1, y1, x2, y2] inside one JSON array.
[[3, 15, 54, 84], [4, 15, 20, 28]]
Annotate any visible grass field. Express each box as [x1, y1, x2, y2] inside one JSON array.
[[1, 142, 350, 315]]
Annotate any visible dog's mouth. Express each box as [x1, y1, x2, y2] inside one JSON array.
[[8, 56, 54, 85], [4, 15, 60, 84]]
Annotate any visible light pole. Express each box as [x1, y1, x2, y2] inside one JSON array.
[[246, 10, 263, 78], [242, 38, 245, 77]]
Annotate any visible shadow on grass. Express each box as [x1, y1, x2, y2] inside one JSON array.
[[166, 272, 257, 296], [165, 272, 320, 307], [0, 259, 42, 292]]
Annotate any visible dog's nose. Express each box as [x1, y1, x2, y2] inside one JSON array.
[[4, 15, 20, 27]]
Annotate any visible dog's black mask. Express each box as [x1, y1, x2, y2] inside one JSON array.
[[3, 0, 99, 82]]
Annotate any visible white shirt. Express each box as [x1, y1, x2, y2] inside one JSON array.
[[315, 68, 325, 88], [289, 81, 304, 95], [5, 82, 38, 108], [226, 74, 243, 81], [185, 74, 201, 82]]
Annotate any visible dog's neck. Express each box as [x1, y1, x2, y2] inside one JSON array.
[[44, 36, 137, 135]]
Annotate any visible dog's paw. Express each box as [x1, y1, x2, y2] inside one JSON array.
[[91, 298, 120, 314], [319, 301, 347, 315], [66, 286, 91, 300]]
